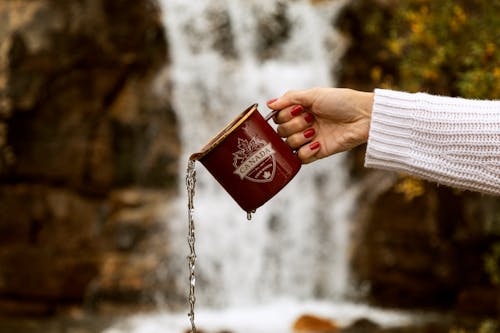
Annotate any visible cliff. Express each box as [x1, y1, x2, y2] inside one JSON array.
[[0, 0, 179, 315]]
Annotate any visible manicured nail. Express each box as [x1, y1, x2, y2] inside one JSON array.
[[290, 105, 303, 117], [304, 113, 314, 123], [267, 98, 278, 105], [309, 141, 320, 150], [303, 128, 315, 138]]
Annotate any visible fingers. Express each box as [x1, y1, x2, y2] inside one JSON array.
[[286, 127, 316, 149], [276, 111, 320, 162], [266, 88, 318, 126], [276, 109, 313, 136], [266, 88, 322, 164], [269, 104, 303, 124], [297, 141, 321, 164]]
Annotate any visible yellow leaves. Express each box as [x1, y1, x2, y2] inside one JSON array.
[[385, 0, 499, 99], [405, 8, 426, 35], [356, 0, 499, 100], [449, 5, 467, 32], [401, 6, 439, 48], [422, 68, 439, 81], [394, 176, 425, 201], [411, 21, 424, 34], [484, 243, 500, 286], [449, 319, 500, 333], [485, 42, 496, 58], [370, 66, 382, 82], [494, 67, 500, 79], [453, 4, 467, 24], [387, 39, 403, 56]]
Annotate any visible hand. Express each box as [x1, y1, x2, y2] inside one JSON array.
[[267, 88, 374, 164]]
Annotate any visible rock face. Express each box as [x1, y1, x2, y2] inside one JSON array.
[[350, 173, 498, 310], [0, 0, 178, 315]]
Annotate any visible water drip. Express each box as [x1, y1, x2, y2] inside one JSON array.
[[246, 210, 256, 221]]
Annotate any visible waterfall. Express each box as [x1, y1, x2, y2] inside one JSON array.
[[158, 0, 354, 308], [102, 1, 425, 332]]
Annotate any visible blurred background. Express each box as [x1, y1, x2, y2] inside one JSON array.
[[1, 0, 499, 332]]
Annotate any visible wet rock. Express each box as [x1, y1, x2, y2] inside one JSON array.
[[293, 314, 340, 332], [206, 5, 237, 59], [2, 0, 174, 190], [456, 287, 500, 317], [255, 1, 291, 61], [339, 318, 379, 333], [0, 313, 115, 333], [348, 155, 500, 311]]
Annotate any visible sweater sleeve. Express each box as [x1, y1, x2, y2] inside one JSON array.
[[365, 88, 500, 195]]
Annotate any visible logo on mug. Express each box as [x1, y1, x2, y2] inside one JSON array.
[[233, 136, 276, 183]]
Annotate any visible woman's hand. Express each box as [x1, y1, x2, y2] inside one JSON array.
[[267, 88, 374, 164]]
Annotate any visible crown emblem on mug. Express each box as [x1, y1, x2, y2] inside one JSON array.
[[232, 136, 276, 183]]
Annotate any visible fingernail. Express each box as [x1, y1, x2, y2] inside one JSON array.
[[304, 113, 314, 123], [303, 128, 315, 138], [309, 141, 320, 150], [267, 98, 278, 105], [290, 105, 303, 117]]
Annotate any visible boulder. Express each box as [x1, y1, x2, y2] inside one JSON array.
[[293, 314, 340, 333]]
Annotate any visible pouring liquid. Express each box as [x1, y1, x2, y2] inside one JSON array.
[[185, 159, 197, 333], [185, 159, 254, 332]]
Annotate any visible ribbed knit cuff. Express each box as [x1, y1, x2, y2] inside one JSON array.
[[364, 89, 416, 174], [365, 88, 500, 195]]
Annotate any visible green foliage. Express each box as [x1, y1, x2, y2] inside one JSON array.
[[484, 242, 500, 286], [379, 0, 500, 98], [477, 320, 499, 333]]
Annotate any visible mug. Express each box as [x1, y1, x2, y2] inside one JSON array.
[[190, 103, 302, 212]]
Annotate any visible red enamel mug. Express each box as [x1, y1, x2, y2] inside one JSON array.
[[190, 103, 301, 213]]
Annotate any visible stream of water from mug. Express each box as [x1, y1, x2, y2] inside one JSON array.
[[186, 160, 198, 333]]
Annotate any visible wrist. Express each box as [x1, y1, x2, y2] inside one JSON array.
[[360, 91, 374, 119], [357, 91, 374, 144]]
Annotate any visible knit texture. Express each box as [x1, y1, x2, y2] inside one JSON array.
[[365, 88, 500, 195]]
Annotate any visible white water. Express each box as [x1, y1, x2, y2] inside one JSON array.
[[160, 0, 354, 307], [104, 299, 422, 333], [104, 0, 422, 332]]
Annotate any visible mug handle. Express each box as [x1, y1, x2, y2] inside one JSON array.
[[263, 109, 300, 155], [264, 109, 279, 122]]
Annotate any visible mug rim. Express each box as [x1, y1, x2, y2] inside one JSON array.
[[190, 103, 258, 161]]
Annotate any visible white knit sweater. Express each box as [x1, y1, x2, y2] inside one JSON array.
[[365, 89, 500, 195]]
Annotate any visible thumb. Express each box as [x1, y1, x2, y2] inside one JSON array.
[[267, 88, 317, 110]]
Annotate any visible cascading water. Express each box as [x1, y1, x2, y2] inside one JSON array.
[[103, 1, 419, 332], [161, 0, 352, 307]]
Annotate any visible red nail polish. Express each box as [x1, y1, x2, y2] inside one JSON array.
[[290, 105, 303, 117], [309, 141, 320, 150], [304, 113, 314, 123], [267, 98, 278, 105], [303, 128, 315, 138]]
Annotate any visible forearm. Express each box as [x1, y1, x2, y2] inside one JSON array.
[[365, 89, 500, 195]]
